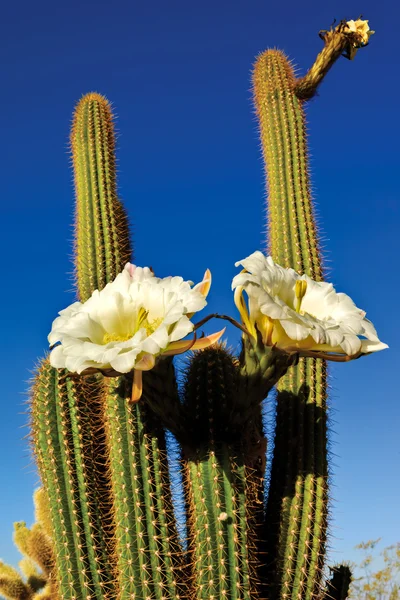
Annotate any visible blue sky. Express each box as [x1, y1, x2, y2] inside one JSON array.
[[1, 0, 398, 574]]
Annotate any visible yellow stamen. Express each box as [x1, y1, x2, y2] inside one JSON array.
[[103, 332, 134, 344], [259, 315, 274, 346], [234, 286, 256, 338], [136, 307, 149, 329], [295, 280, 308, 313], [102, 308, 162, 344]]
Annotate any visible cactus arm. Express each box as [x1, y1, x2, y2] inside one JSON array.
[[103, 376, 185, 600], [14, 523, 53, 578], [182, 347, 262, 600], [253, 50, 322, 277], [323, 565, 352, 600], [63, 375, 115, 596], [71, 93, 132, 301], [31, 363, 82, 599], [31, 362, 115, 599], [0, 562, 33, 600], [252, 17, 371, 591], [103, 377, 150, 599], [253, 47, 329, 600]]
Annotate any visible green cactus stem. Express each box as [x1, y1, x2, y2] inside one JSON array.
[[182, 346, 265, 600], [253, 49, 329, 600], [31, 360, 115, 600], [323, 565, 352, 600], [71, 92, 132, 302], [102, 375, 187, 600]]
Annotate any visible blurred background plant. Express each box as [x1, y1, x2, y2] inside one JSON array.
[[349, 539, 400, 600]]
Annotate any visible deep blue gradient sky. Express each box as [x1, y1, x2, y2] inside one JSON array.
[[1, 0, 398, 571]]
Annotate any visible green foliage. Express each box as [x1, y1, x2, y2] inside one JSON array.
[[24, 19, 371, 600]]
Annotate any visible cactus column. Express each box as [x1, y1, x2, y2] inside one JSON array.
[[253, 50, 328, 600], [71, 93, 132, 301], [252, 20, 371, 598], [182, 346, 264, 600], [32, 93, 185, 600]]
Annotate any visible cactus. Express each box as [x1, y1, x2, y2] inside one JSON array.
[[23, 18, 372, 600], [253, 45, 329, 600], [0, 489, 58, 600], [323, 565, 352, 600], [181, 345, 263, 600], [251, 19, 370, 599], [71, 93, 132, 301]]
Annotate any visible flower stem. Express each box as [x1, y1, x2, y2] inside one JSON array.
[[194, 313, 250, 336]]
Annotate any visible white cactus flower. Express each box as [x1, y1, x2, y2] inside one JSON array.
[[345, 19, 373, 46], [49, 263, 223, 401], [232, 251, 387, 361]]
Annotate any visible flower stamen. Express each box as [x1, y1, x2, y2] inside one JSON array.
[[295, 279, 308, 313]]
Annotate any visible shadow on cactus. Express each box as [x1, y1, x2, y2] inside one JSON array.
[[23, 16, 386, 600]]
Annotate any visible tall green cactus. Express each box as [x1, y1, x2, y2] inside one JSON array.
[[181, 345, 263, 600], [251, 19, 371, 598], [31, 94, 185, 600], [71, 93, 132, 301], [25, 19, 372, 600], [253, 49, 329, 600]]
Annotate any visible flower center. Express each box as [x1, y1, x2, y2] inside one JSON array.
[[102, 307, 164, 344]]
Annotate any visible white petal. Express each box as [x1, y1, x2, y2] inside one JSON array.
[[169, 316, 194, 342], [234, 251, 267, 274], [141, 326, 169, 355], [49, 345, 66, 369], [110, 349, 141, 373], [280, 319, 310, 341], [360, 340, 389, 353], [340, 335, 362, 356]]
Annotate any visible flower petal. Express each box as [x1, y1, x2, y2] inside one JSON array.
[[192, 268, 212, 298], [360, 340, 389, 353], [190, 328, 226, 350], [131, 370, 143, 403], [134, 353, 156, 371]]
